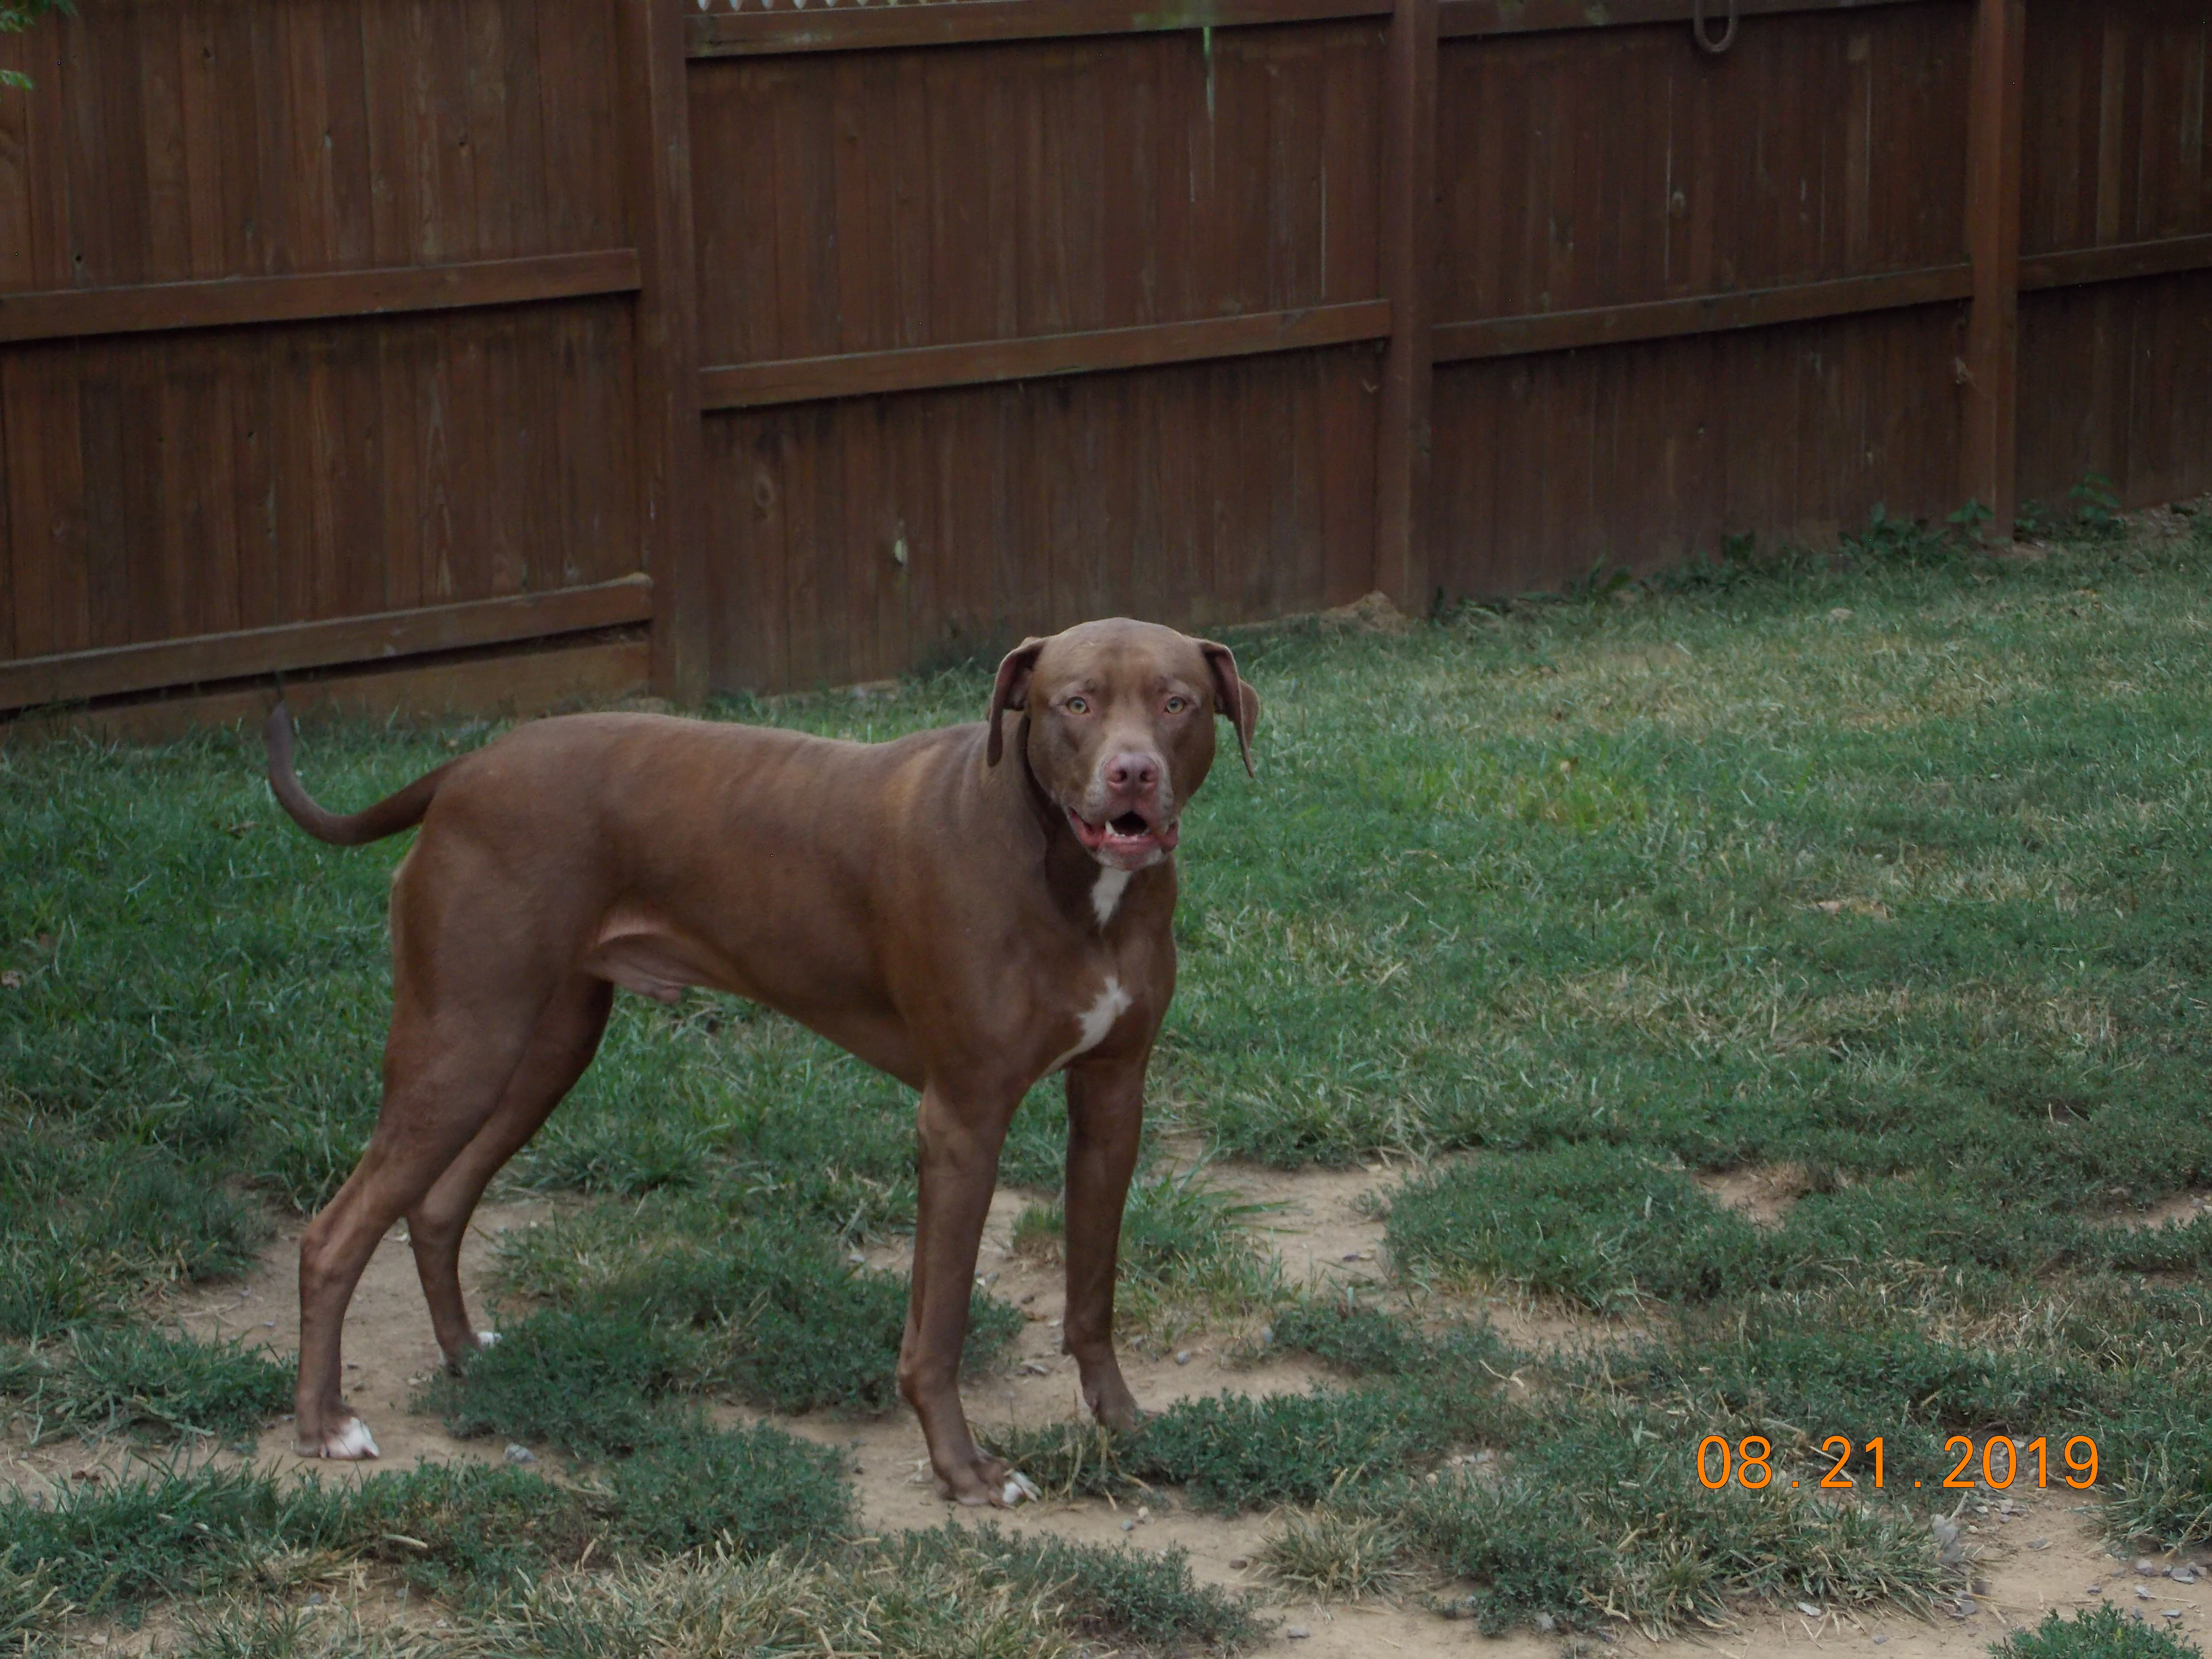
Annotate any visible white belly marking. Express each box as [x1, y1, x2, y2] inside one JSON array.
[[1048, 974, 1135, 1072], [1091, 867, 1132, 927]]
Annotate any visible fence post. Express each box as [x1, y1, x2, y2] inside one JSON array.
[[1373, 0, 1437, 613], [618, 0, 710, 703], [1961, 0, 2024, 540]]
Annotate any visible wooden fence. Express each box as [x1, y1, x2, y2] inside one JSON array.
[[1, 0, 2207, 720]]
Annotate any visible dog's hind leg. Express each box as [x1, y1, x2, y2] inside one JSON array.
[[406, 975, 615, 1366], [293, 1016, 539, 1459]]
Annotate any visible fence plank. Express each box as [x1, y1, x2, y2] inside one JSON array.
[[1441, 0, 1933, 35], [1961, 0, 2024, 535], [2022, 233, 2212, 292], [698, 301, 1392, 409], [618, 0, 709, 703], [0, 573, 652, 712], [1374, 0, 1436, 610], [689, 0, 1390, 58], [1436, 266, 1976, 360], [0, 249, 641, 345]]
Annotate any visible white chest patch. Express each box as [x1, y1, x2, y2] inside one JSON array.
[[1049, 974, 1135, 1073], [1090, 867, 1132, 927]]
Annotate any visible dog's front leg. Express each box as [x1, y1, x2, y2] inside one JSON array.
[[1061, 1052, 1147, 1431], [900, 1079, 1027, 1506]]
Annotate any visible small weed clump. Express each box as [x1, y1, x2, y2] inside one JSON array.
[[607, 1422, 857, 1558], [997, 1378, 1486, 1514], [1992, 1605, 2204, 1659], [423, 1307, 705, 1455], [1265, 1297, 1437, 1376], [0, 1547, 68, 1649], [1255, 1510, 1411, 1601], [896, 1523, 1261, 1651]]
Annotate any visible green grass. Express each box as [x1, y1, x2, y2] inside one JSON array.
[[0, 1435, 847, 1618], [1385, 1143, 1768, 1309], [161, 1522, 1258, 1659], [0, 1459, 1247, 1657], [1392, 1413, 1951, 1637], [1, 1327, 292, 1447], [8, 501, 2212, 1643], [481, 1211, 1023, 1418], [1992, 1606, 2204, 1659], [423, 1307, 708, 1455], [1254, 1509, 1412, 1601], [603, 1422, 857, 1557], [993, 1319, 1513, 1513]]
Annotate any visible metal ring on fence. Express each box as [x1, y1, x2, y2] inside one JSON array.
[[1692, 0, 1738, 54]]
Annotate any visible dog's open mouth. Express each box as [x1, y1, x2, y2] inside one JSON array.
[[1066, 805, 1179, 865]]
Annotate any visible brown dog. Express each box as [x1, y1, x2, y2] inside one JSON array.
[[264, 618, 1257, 1504]]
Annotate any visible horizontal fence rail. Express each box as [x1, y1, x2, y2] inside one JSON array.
[[1441, 0, 1937, 35], [699, 303, 1394, 409], [688, 0, 1388, 55], [2020, 234, 2212, 293], [1436, 268, 1978, 361], [0, 253, 643, 347], [0, 578, 654, 714]]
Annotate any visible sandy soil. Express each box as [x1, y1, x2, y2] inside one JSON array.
[[8, 1164, 2208, 1659]]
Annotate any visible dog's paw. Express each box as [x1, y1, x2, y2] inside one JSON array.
[[301, 1416, 381, 1460], [936, 1452, 1025, 1507]]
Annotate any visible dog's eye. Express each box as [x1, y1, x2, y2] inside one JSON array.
[[1165, 696, 1189, 714], [1065, 696, 1090, 715]]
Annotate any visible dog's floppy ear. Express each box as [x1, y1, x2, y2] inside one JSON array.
[[1198, 640, 1260, 778], [986, 637, 1049, 766]]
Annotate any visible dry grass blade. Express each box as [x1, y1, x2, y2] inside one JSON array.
[[1255, 1508, 1414, 1602]]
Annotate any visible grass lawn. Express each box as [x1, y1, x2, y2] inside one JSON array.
[[5, 499, 2212, 1657]]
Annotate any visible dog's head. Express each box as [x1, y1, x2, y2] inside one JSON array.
[[986, 619, 1259, 872]]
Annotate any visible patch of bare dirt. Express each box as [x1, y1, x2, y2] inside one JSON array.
[[2093, 1191, 2210, 1230], [1317, 591, 1416, 636], [1696, 1164, 1813, 1229], [1215, 1160, 1393, 1288]]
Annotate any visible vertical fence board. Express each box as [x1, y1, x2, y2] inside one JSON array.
[[619, 0, 706, 701], [1962, 0, 2025, 533], [1374, 0, 1435, 609]]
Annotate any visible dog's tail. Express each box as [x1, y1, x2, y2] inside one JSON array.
[[264, 702, 459, 847]]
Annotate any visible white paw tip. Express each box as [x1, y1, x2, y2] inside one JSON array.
[[1002, 1471, 1041, 1505], [327, 1418, 381, 1459], [475, 1330, 501, 1349]]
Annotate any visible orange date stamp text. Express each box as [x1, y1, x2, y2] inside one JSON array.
[[1695, 1434, 2099, 1491]]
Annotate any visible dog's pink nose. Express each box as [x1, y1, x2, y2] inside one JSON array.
[[1105, 751, 1161, 797]]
